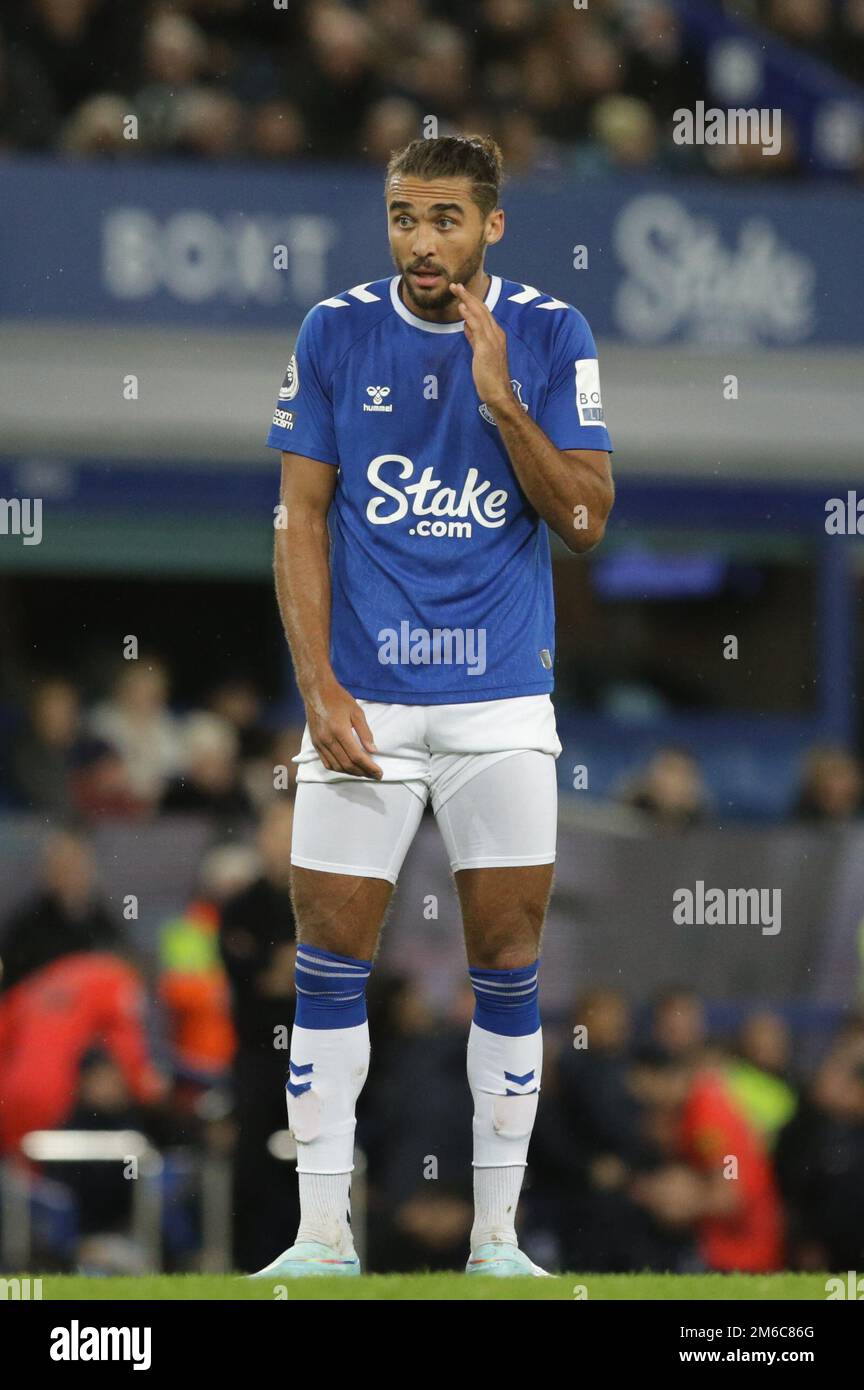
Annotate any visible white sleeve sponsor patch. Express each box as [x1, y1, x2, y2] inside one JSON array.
[[574, 357, 605, 426]]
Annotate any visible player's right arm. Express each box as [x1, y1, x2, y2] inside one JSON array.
[[274, 453, 381, 779]]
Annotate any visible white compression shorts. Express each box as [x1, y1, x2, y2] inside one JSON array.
[[290, 695, 561, 883]]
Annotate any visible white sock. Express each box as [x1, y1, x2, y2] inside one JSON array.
[[296, 1172, 354, 1254], [467, 1021, 543, 1250], [471, 1165, 525, 1249], [286, 1021, 369, 1253]]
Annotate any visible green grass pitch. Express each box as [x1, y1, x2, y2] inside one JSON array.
[[28, 1273, 831, 1300]]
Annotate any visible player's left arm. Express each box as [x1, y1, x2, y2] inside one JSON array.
[[452, 282, 614, 553]]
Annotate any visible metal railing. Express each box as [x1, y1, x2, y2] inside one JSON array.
[[2, 1130, 163, 1270], [1, 1129, 367, 1273]]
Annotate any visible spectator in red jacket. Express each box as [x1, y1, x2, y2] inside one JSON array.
[[630, 1054, 785, 1272], [0, 952, 165, 1158]]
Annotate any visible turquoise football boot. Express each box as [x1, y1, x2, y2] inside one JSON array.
[[248, 1241, 361, 1278], [466, 1242, 551, 1277]]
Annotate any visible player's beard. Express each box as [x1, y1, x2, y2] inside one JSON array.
[[395, 236, 486, 314]]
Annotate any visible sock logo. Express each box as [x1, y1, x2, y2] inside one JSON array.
[[287, 1059, 314, 1097], [504, 1068, 538, 1095]]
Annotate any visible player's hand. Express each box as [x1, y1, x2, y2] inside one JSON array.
[[450, 281, 512, 413], [305, 679, 382, 779]]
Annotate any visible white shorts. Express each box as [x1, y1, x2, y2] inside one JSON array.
[[290, 695, 561, 883]]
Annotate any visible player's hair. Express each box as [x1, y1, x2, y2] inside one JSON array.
[[385, 135, 504, 217]]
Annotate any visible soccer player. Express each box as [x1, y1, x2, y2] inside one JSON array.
[[255, 135, 614, 1278]]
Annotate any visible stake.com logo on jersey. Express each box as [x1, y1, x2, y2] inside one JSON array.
[[364, 455, 508, 539]]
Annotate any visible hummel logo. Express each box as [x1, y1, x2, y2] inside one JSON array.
[[364, 385, 393, 412]]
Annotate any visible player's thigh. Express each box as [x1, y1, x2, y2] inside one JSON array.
[[434, 749, 557, 873], [433, 750, 557, 967], [290, 777, 426, 958]]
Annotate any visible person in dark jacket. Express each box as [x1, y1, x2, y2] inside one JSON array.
[[0, 831, 123, 994], [218, 799, 298, 1271]]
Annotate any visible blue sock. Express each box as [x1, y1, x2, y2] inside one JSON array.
[[468, 960, 540, 1038], [294, 944, 372, 1030]]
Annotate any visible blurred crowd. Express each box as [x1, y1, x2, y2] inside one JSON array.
[[524, 989, 864, 1274], [2, 660, 302, 830], [1, 0, 863, 176], [615, 742, 864, 826]]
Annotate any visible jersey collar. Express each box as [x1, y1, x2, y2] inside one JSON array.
[[389, 274, 502, 333]]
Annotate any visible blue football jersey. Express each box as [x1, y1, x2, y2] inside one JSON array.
[[266, 274, 613, 704]]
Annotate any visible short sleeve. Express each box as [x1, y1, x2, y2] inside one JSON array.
[[266, 307, 338, 464], [537, 308, 613, 453]]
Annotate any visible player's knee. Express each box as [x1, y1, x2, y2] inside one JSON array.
[[291, 908, 354, 957], [467, 897, 547, 969], [490, 943, 538, 971], [470, 929, 542, 971]]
